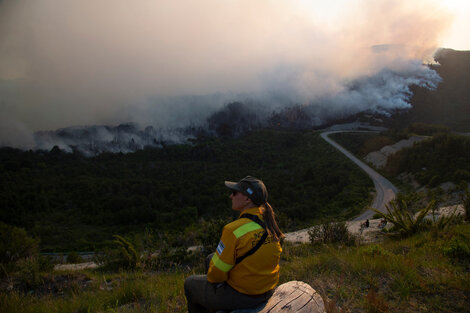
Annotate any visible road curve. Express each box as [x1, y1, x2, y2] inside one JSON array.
[[320, 131, 398, 221]]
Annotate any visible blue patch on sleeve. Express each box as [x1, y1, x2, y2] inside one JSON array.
[[216, 240, 225, 255]]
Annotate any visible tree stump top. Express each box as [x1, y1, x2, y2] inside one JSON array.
[[231, 281, 325, 313]]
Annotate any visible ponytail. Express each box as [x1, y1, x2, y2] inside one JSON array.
[[261, 202, 284, 242]]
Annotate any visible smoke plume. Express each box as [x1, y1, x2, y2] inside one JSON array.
[[0, 0, 453, 149]]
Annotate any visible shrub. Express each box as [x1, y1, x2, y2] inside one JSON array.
[[66, 251, 83, 264], [0, 222, 39, 266], [443, 237, 470, 261], [308, 221, 356, 245], [16, 257, 43, 289], [197, 217, 231, 253], [10, 255, 53, 290], [95, 232, 197, 271], [442, 228, 470, 261], [0, 222, 41, 278], [0, 223, 53, 290], [138, 232, 184, 270], [153, 246, 192, 270]]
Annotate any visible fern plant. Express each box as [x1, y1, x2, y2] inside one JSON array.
[[372, 200, 436, 237], [113, 235, 140, 269]]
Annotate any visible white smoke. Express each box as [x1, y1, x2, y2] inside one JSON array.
[[0, 0, 453, 149], [0, 116, 35, 149], [319, 58, 443, 118]]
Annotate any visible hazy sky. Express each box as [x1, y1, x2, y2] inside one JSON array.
[[298, 0, 470, 50], [433, 0, 470, 50], [0, 0, 468, 147]]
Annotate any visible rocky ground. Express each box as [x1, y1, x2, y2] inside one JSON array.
[[364, 136, 428, 168], [284, 204, 465, 244], [284, 218, 391, 244], [54, 262, 98, 271]]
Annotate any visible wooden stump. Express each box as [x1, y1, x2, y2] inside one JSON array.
[[231, 281, 325, 313]]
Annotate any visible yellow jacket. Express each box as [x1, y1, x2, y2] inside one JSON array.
[[207, 206, 282, 295]]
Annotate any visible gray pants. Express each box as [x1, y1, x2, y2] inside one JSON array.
[[184, 275, 273, 313], [184, 253, 272, 312]]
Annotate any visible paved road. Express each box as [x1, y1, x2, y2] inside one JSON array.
[[320, 131, 398, 221]]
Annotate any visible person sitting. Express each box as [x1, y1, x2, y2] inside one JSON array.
[[184, 176, 284, 312]]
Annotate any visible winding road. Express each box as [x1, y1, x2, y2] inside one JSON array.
[[320, 131, 398, 221]]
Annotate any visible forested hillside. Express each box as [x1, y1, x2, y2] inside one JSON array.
[[385, 133, 470, 186], [331, 129, 470, 188], [0, 130, 373, 251], [394, 49, 470, 131]]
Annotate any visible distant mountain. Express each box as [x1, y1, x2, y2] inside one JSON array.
[[392, 49, 470, 131]]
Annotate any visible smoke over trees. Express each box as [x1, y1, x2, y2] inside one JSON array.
[[0, 0, 457, 149]]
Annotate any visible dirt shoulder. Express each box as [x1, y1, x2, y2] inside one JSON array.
[[284, 204, 464, 244]]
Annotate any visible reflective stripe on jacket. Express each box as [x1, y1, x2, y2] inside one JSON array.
[[207, 206, 282, 295]]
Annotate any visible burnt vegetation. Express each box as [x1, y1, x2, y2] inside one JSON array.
[[206, 101, 264, 138]]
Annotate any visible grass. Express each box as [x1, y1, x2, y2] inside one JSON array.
[[1, 270, 187, 313], [280, 223, 470, 313], [2, 226, 469, 312]]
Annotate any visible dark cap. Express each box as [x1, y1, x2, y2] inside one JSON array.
[[225, 176, 268, 206]]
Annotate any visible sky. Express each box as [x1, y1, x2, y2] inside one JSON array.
[[435, 0, 470, 50], [298, 0, 470, 50], [0, 0, 469, 148]]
